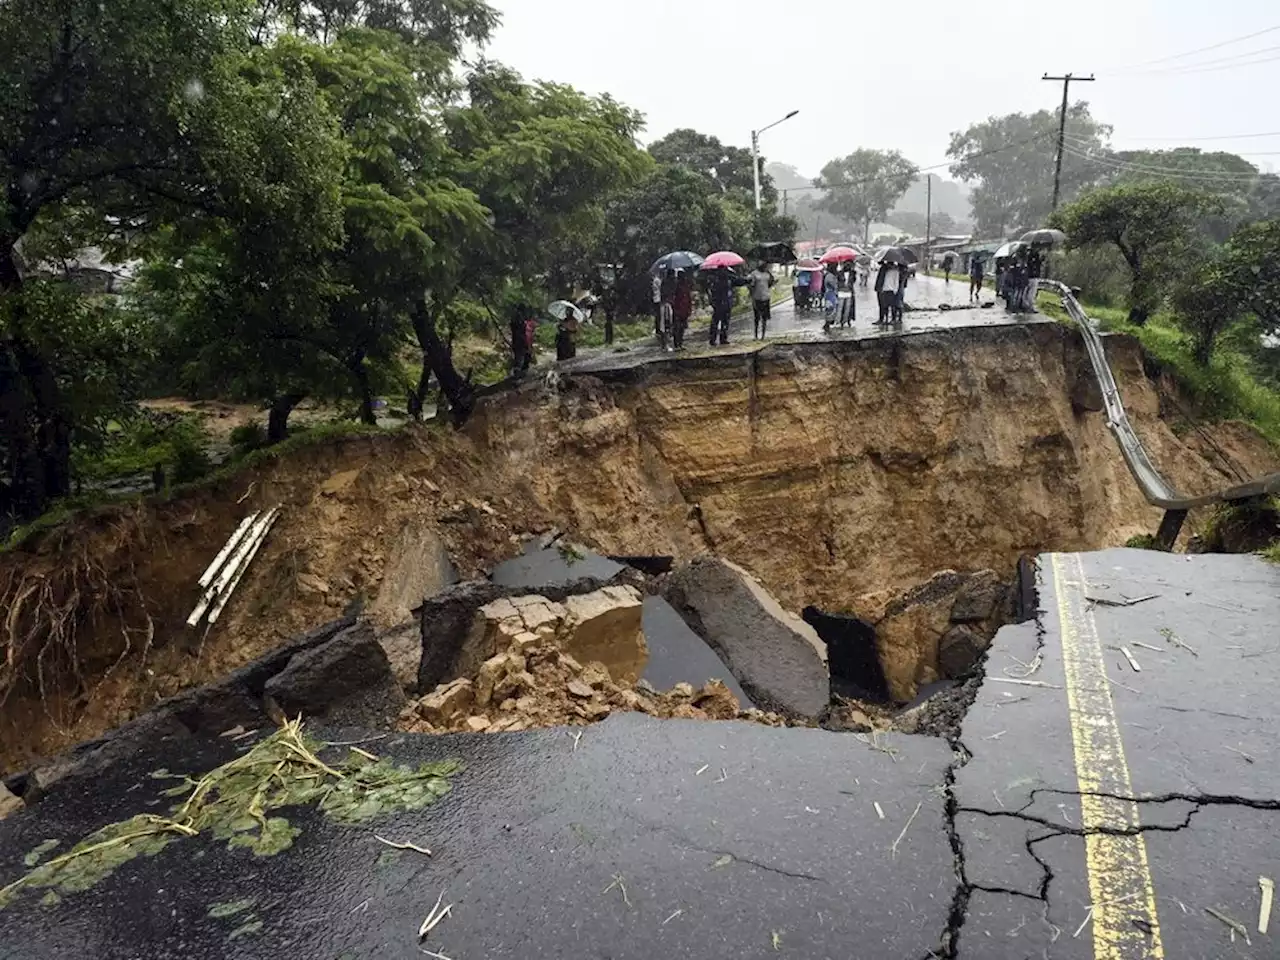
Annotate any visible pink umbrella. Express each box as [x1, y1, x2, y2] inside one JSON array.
[[795, 258, 822, 270], [819, 245, 859, 264], [700, 250, 745, 270]]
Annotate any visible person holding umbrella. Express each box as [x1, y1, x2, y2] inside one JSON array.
[[671, 269, 693, 350], [874, 260, 899, 325], [701, 252, 747, 345], [548, 300, 582, 360], [748, 261, 775, 339]]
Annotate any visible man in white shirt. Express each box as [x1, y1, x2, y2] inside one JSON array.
[[748, 262, 774, 339]]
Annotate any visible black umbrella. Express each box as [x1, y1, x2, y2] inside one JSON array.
[[650, 250, 704, 274], [876, 246, 918, 265], [1020, 228, 1067, 247], [746, 241, 798, 265]]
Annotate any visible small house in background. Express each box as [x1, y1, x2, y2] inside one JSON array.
[[898, 234, 972, 269], [957, 239, 1008, 275]]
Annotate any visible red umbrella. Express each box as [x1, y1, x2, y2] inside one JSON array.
[[819, 246, 859, 264], [700, 250, 745, 270], [795, 258, 822, 270]]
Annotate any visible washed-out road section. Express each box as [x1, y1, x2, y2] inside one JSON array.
[[1, 547, 1277, 959]]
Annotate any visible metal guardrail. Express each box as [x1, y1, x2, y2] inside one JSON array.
[[1038, 279, 1280, 512]]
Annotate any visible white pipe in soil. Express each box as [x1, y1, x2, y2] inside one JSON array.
[[197, 511, 260, 588], [186, 508, 274, 626], [208, 507, 280, 625]]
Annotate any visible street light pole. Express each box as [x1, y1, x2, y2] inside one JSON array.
[[751, 129, 761, 212], [751, 109, 800, 211]]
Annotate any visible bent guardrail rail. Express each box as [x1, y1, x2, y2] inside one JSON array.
[[1037, 280, 1280, 543]]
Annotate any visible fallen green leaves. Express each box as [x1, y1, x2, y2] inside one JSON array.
[[0, 718, 461, 909]]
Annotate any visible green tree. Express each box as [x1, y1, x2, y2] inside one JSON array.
[[1, 0, 343, 521], [1052, 181, 1220, 325], [602, 165, 747, 308], [647, 128, 796, 246], [948, 104, 1110, 238], [813, 149, 918, 243], [1173, 219, 1280, 364]]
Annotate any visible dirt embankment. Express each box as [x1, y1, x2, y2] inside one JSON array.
[[1, 323, 1275, 770]]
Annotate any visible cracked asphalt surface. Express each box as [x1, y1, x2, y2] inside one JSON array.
[[953, 549, 1280, 958], [0, 548, 1276, 958]]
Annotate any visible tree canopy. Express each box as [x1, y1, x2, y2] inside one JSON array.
[[948, 103, 1111, 238], [813, 149, 918, 243], [1053, 180, 1221, 325]]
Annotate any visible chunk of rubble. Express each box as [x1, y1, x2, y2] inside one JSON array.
[[663, 557, 829, 719], [0, 782, 23, 821], [416, 677, 474, 725], [561, 586, 647, 683], [874, 569, 1011, 701]]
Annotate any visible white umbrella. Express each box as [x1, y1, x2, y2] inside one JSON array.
[[547, 300, 585, 322], [993, 241, 1027, 259]]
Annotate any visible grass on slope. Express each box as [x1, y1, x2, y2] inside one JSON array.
[[1037, 292, 1280, 446]]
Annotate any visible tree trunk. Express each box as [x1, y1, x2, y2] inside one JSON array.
[[413, 300, 474, 424], [407, 354, 431, 420], [267, 393, 306, 443], [1, 240, 71, 521], [350, 358, 376, 426], [604, 307, 614, 346]]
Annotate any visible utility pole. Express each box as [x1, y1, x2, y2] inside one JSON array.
[[924, 173, 932, 274], [1043, 72, 1095, 211], [782, 189, 789, 217]]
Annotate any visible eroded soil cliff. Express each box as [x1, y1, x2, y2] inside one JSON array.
[[1, 324, 1274, 768]]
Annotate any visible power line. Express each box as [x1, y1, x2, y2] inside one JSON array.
[[1111, 130, 1280, 142], [1119, 50, 1280, 77], [786, 132, 1057, 197], [1116, 43, 1280, 75], [1061, 135, 1264, 177], [1118, 23, 1280, 69], [1059, 142, 1265, 183]]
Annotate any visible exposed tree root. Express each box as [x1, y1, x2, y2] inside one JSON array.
[[0, 510, 154, 726]]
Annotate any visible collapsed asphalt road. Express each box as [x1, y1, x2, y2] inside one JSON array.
[[1, 548, 1277, 959]]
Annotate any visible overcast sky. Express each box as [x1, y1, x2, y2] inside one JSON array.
[[485, 0, 1280, 181]]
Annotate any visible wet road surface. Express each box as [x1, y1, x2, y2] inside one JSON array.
[[565, 273, 1043, 374], [1, 549, 1277, 958], [0, 714, 952, 960], [954, 549, 1280, 959]]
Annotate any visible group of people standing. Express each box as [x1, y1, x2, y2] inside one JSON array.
[[651, 262, 778, 348], [995, 244, 1043, 313], [651, 268, 697, 349]]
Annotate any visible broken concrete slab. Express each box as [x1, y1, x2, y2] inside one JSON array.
[[263, 621, 406, 728], [369, 519, 456, 627], [0, 782, 23, 820], [938, 624, 989, 679], [875, 569, 1012, 702], [416, 571, 642, 694], [415, 677, 475, 726], [663, 556, 828, 719], [561, 585, 647, 683], [11, 616, 355, 802], [640, 597, 750, 706]]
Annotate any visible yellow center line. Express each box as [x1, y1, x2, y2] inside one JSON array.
[[1051, 552, 1164, 960]]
